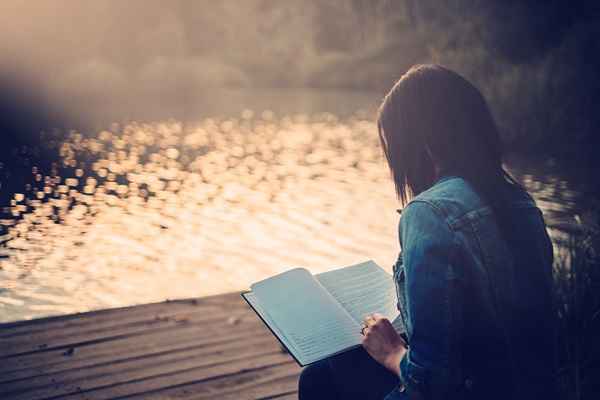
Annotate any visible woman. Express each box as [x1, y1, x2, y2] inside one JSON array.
[[298, 65, 558, 399]]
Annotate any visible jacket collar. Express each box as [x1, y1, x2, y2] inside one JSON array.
[[434, 170, 457, 185]]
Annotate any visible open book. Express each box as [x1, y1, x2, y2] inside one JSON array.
[[242, 260, 405, 366]]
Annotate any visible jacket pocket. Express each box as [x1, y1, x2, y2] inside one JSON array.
[[400, 354, 427, 399]]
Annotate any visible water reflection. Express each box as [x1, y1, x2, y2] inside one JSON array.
[[507, 152, 600, 229], [0, 110, 400, 322], [0, 113, 598, 323]]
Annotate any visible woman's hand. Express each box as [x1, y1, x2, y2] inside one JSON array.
[[361, 313, 408, 378]]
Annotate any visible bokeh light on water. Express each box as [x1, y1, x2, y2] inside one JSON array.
[[1, 110, 598, 323], [0, 110, 402, 322]]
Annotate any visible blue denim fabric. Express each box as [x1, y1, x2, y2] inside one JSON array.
[[392, 173, 558, 400]]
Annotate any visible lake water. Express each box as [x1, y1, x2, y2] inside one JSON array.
[[1, 89, 599, 323]]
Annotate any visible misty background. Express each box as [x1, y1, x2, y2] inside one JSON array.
[[0, 0, 599, 150]]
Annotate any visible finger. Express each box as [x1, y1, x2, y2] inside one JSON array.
[[364, 315, 374, 325], [373, 313, 385, 320]]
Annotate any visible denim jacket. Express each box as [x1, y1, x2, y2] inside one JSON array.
[[387, 173, 558, 400]]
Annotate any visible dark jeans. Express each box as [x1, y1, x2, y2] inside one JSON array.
[[298, 347, 399, 400]]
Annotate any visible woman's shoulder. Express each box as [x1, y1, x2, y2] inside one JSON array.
[[404, 174, 488, 228], [411, 174, 482, 208], [406, 173, 537, 226]]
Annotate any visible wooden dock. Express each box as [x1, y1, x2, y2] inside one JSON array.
[[0, 293, 301, 399]]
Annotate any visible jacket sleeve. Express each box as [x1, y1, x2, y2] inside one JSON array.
[[398, 200, 466, 400]]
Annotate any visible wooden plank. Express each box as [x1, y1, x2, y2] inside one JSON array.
[[1, 322, 266, 381], [1, 343, 291, 399], [1, 321, 267, 381], [190, 369, 300, 400], [0, 301, 180, 336], [39, 353, 294, 400], [0, 333, 276, 394], [0, 297, 246, 353], [267, 393, 298, 400], [0, 300, 260, 374], [0, 292, 301, 400], [0, 295, 237, 338], [0, 302, 260, 363], [96, 361, 300, 400]]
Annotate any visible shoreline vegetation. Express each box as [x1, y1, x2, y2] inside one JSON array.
[[554, 204, 600, 399]]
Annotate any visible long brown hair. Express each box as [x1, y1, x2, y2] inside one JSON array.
[[377, 64, 528, 240]]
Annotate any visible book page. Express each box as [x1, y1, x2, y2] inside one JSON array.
[[242, 291, 295, 355], [316, 261, 404, 334], [251, 268, 362, 365]]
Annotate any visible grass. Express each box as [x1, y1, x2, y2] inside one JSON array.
[[553, 204, 600, 399]]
